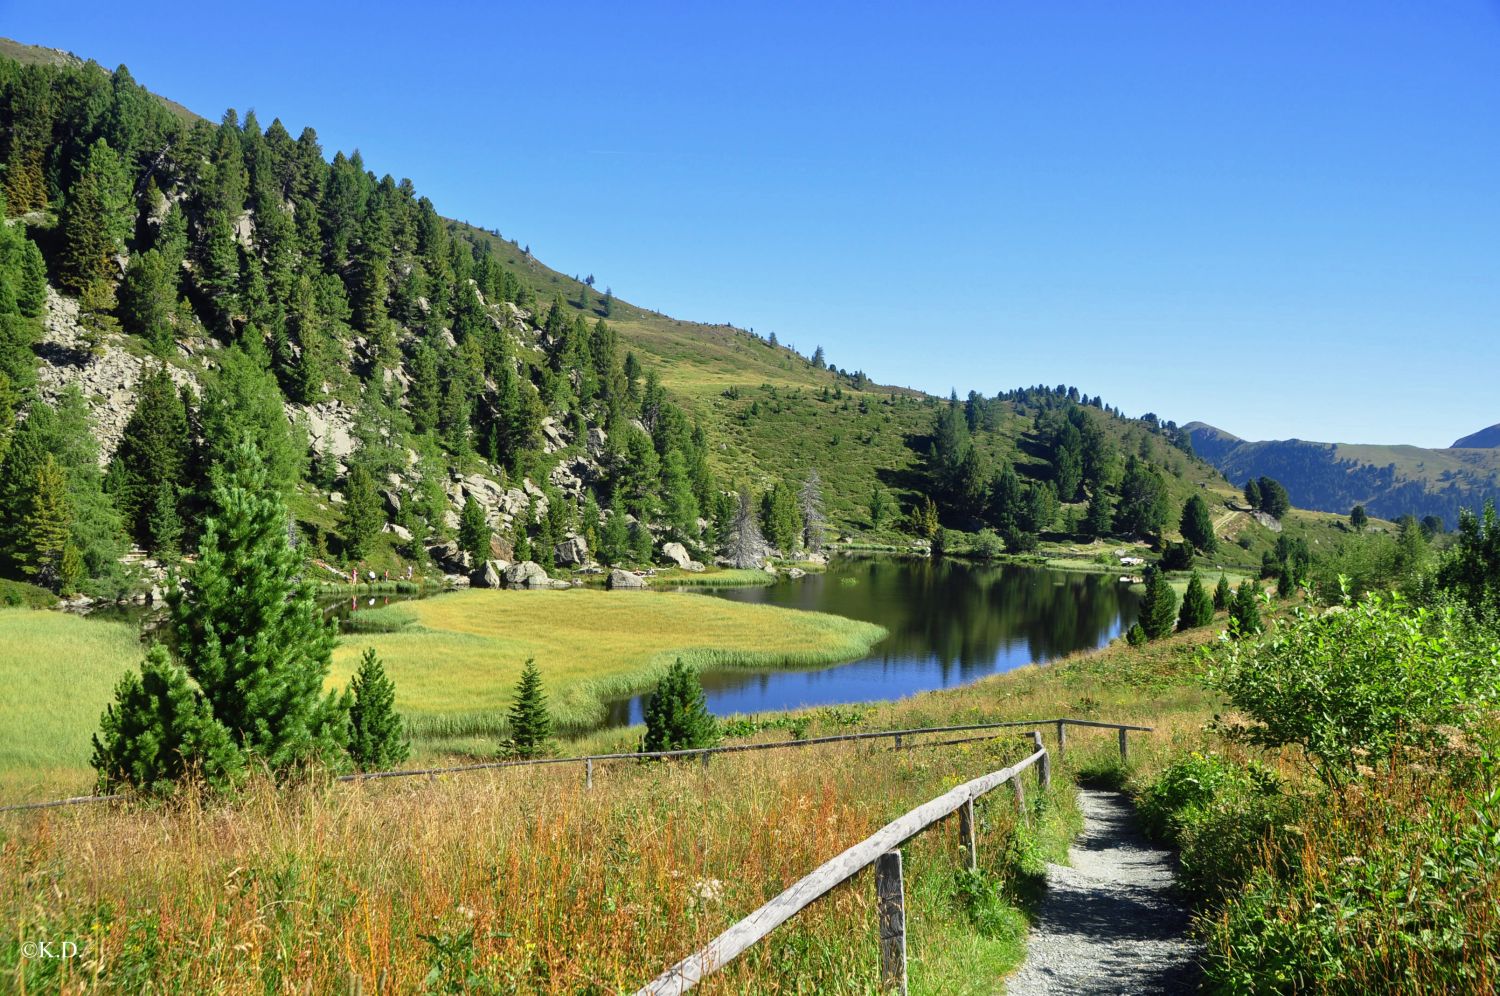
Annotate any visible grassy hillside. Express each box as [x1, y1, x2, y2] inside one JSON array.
[[1187, 421, 1500, 528]]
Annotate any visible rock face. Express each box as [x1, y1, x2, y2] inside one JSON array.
[[34, 288, 197, 465], [607, 569, 648, 589], [660, 542, 693, 569], [554, 535, 589, 566], [477, 559, 510, 588], [298, 399, 359, 465], [427, 541, 469, 575], [504, 561, 552, 588]]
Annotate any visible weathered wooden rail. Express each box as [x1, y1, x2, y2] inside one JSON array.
[[634, 721, 1147, 995], [0, 718, 1150, 814]]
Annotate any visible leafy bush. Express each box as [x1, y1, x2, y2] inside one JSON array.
[[1207, 589, 1497, 784]]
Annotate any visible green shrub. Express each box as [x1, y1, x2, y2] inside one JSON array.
[[1207, 589, 1497, 784], [640, 658, 719, 753]]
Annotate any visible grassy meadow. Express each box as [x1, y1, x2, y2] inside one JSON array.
[[329, 588, 887, 746], [2, 614, 1215, 994], [0, 609, 141, 801]]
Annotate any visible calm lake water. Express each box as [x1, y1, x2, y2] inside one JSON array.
[[606, 556, 1140, 725]]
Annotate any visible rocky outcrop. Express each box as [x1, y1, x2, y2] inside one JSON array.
[[34, 288, 197, 465], [427, 541, 469, 575], [660, 542, 693, 569], [504, 560, 552, 588], [478, 559, 510, 588], [607, 568, 648, 589], [554, 535, 589, 567], [298, 399, 358, 466]]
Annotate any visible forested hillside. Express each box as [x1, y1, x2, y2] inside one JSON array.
[[1186, 421, 1500, 529], [1, 42, 1252, 603]]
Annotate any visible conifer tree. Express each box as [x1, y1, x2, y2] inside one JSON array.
[[1230, 581, 1263, 638], [458, 496, 491, 567], [661, 448, 701, 543], [1213, 573, 1233, 612], [1179, 493, 1217, 553], [1139, 564, 1179, 640], [723, 488, 769, 568], [59, 139, 132, 293], [798, 470, 827, 552], [640, 658, 719, 752], [1083, 489, 1113, 539], [1177, 571, 1214, 631], [107, 364, 190, 553], [91, 644, 243, 795], [199, 345, 308, 496], [341, 464, 383, 559], [119, 250, 178, 353], [599, 498, 630, 565], [1349, 504, 1368, 533], [171, 441, 347, 775], [19, 454, 77, 593], [504, 658, 554, 759], [347, 648, 409, 771]]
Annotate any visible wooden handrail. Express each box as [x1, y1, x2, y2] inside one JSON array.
[[0, 718, 1150, 813], [635, 747, 1052, 995]]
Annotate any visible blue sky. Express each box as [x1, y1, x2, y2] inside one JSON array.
[[6, 1, 1498, 447]]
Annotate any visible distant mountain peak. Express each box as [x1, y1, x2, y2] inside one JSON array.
[[1452, 423, 1500, 449]]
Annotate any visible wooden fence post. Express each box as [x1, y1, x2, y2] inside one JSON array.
[[585, 758, 593, 789], [893, 733, 903, 750], [875, 851, 907, 994], [1056, 719, 1066, 760], [1039, 749, 1051, 791], [958, 798, 977, 871], [701, 750, 711, 770], [1011, 777, 1027, 825], [1118, 728, 1129, 763]]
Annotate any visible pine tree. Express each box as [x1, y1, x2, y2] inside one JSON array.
[[200, 346, 308, 497], [119, 250, 178, 353], [458, 496, 490, 567], [798, 470, 827, 552], [504, 658, 554, 759], [347, 648, 409, 771], [1083, 490, 1113, 538], [1177, 571, 1214, 631], [869, 486, 894, 530], [1257, 477, 1291, 519], [59, 139, 132, 292], [91, 644, 243, 795], [640, 658, 719, 752], [1139, 565, 1179, 640], [1230, 581, 1263, 638], [19, 454, 77, 593], [107, 364, 190, 553], [1213, 574, 1233, 612], [1349, 504, 1368, 532], [599, 498, 630, 565], [1179, 493, 1217, 553], [661, 448, 701, 543], [723, 488, 769, 568], [171, 441, 347, 775], [341, 464, 383, 559], [1243, 479, 1262, 509]]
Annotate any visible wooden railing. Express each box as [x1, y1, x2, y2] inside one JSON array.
[[0, 718, 1150, 814], [634, 721, 1148, 995]]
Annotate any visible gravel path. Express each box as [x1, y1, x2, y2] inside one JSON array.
[[1006, 788, 1199, 995]]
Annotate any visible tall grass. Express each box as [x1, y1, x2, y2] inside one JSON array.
[[0, 609, 141, 801], [1, 620, 1217, 992]]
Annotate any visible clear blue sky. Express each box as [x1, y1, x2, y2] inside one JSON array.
[[7, 1, 1499, 447]]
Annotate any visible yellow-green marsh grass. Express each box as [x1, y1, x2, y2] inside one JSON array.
[[0, 608, 141, 801], [329, 587, 887, 743]]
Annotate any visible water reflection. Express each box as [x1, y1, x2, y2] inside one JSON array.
[[608, 556, 1139, 724]]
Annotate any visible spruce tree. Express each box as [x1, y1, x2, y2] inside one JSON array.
[[1139, 565, 1179, 640], [59, 139, 132, 293], [504, 658, 554, 759], [1213, 573, 1233, 612], [91, 644, 243, 795], [171, 441, 347, 775], [1177, 571, 1214, 631], [1179, 494, 1217, 553], [458, 496, 490, 566], [1082, 490, 1113, 539], [640, 658, 719, 753], [107, 364, 190, 553], [1230, 581, 1263, 638], [19, 454, 77, 593], [347, 648, 409, 771], [340, 464, 383, 559]]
